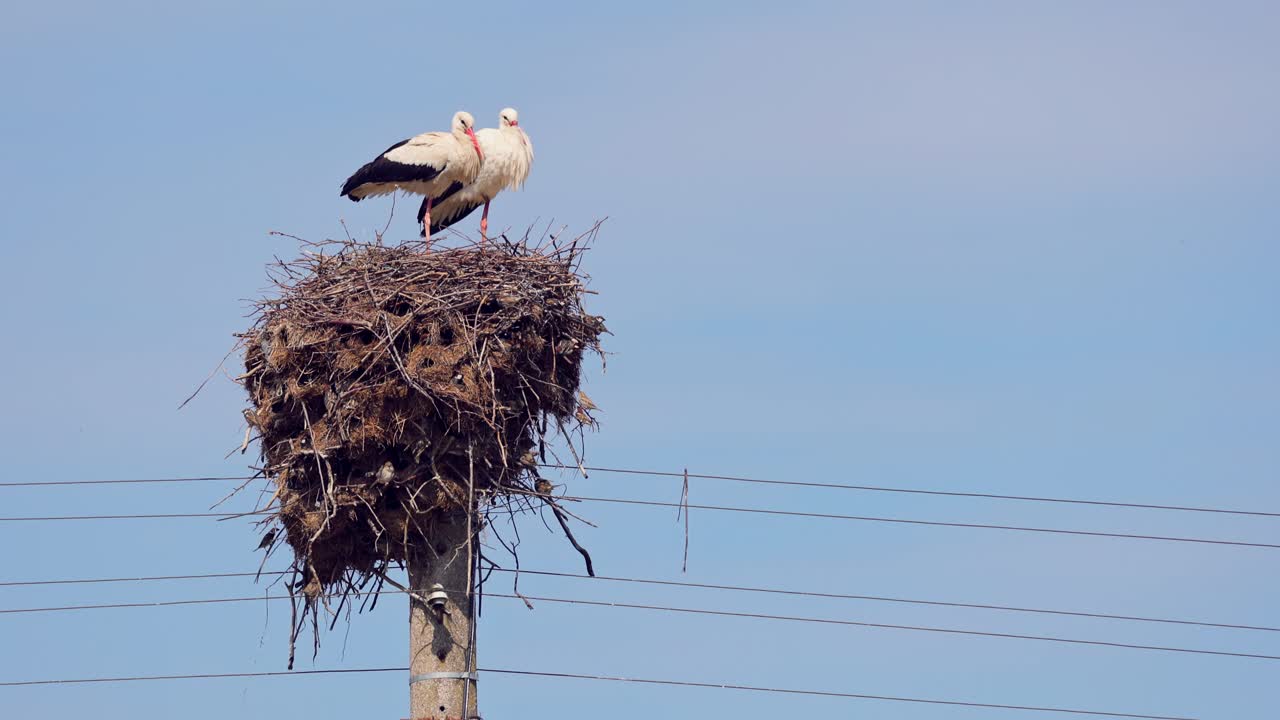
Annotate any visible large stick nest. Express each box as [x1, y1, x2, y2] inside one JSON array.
[[238, 231, 605, 621]]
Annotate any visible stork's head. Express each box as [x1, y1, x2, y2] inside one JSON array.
[[499, 107, 519, 128], [452, 111, 483, 161]]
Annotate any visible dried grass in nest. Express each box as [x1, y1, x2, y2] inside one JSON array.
[[236, 226, 606, 662]]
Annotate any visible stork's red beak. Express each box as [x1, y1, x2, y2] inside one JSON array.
[[510, 120, 518, 127], [466, 128, 483, 161]]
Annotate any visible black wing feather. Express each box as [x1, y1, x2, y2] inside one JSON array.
[[419, 200, 482, 237], [340, 139, 444, 200], [429, 201, 482, 235], [414, 182, 465, 223], [415, 183, 481, 236]]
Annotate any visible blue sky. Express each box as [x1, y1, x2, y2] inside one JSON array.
[[1, 1, 1278, 718]]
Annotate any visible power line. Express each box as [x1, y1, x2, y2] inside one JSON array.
[[0, 512, 268, 522], [558, 465, 1280, 519], [0, 596, 275, 614], [6, 464, 1276, 520], [0, 665, 1200, 719], [6, 567, 1273, 634], [0, 571, 276, 587], [487, 593, 1280, 663], [2, 496, 1275, 549], [0, 476, 250, 488], [3, 589, 1276, 663], [557, 495, 1280, 550], [0, 667, 402, 686], [485, 668, 1199, 720], [489, 569, 1280, 633]]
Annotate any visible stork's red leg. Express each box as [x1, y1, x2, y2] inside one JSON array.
[[479, 201, 491, 246], [423, 196, 434, 250]]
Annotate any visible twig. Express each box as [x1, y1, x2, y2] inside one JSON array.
[[369, 569, 430, 605], [679, 468, 690, 573], [543, 496, 595, 577], [377, 193, 396, 243], [178, 345, 239, 410]]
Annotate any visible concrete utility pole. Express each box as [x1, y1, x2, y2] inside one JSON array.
[[408, 513, 477, 720]]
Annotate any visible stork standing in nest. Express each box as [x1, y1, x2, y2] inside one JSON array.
[[417, 107, 534, 242], [340, 111, 484, 244]]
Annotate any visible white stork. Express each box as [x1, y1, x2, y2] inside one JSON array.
[[416, 107, 534, 241], [340, 111, 484, 243]]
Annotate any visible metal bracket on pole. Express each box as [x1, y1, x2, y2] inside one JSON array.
[[408, 671, 478, 685]]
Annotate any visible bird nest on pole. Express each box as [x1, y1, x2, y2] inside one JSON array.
[[237, 228, 605, 662]]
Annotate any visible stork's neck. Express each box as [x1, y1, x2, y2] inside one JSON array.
[[502, 125, 529, 147]]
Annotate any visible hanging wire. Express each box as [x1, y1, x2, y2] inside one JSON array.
[[3, 463, 1275, 519], [2, 590, 1277, 663], [551, 464, 1280, 518], [1, 496, 1275, 549], [0, 666, 1199, 719], [5, 567, 1274, 633]]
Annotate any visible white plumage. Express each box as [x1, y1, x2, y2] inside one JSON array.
[[418, 107, 534, 238]]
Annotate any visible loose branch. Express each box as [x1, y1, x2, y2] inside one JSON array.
[[543, 496, 595, 577]]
